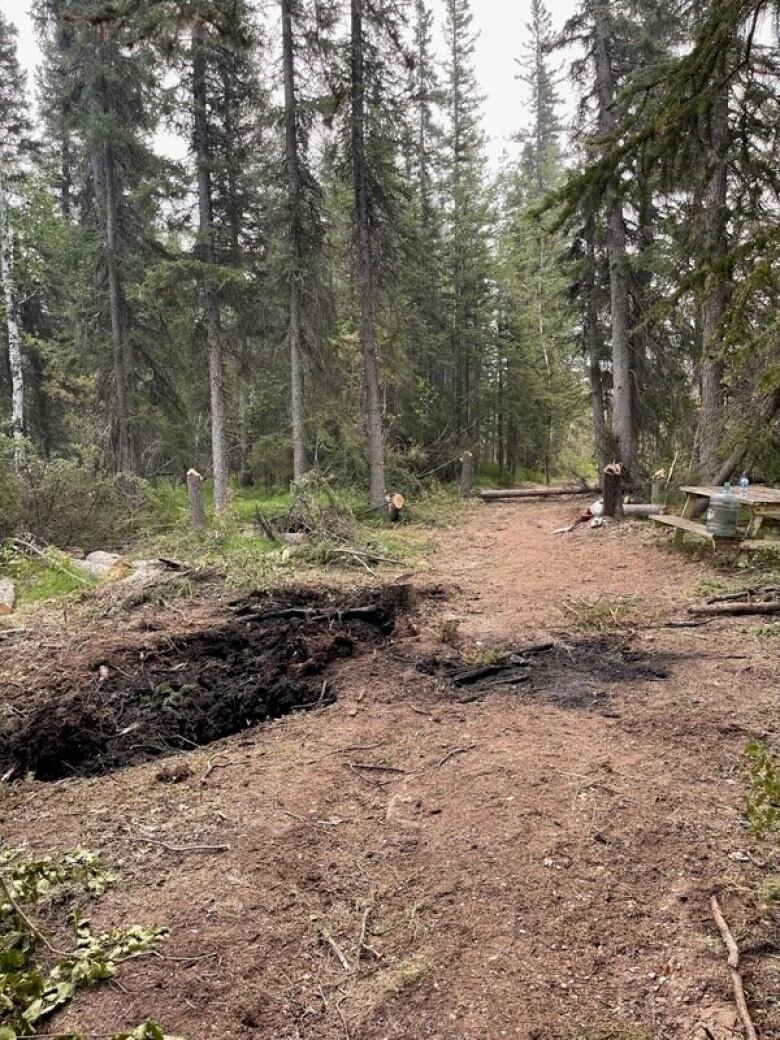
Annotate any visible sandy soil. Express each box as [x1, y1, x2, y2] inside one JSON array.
[[1, 500, 779, 1040]]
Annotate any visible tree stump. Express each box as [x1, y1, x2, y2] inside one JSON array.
[[460, 451, 474, 497], [385, 492, 405, 522], [187, 468, 206, 530], [602, 463, 624, 519], [0, 579, 16, 615]]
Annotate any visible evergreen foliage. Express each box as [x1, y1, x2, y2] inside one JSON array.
[[0, 0, 778, 521]]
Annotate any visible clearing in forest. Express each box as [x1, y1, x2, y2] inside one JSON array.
[[1, 500, 778, 1040]]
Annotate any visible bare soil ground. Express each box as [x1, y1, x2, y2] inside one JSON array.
[[2, 501, 779, 1040]]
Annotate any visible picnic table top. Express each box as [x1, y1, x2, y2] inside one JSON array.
[[680, 484, 780, 504]]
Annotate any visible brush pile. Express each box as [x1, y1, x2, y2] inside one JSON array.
[[253, 473, 401, 573]]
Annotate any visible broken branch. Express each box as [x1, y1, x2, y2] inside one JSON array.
[[710, 895, 758, 1040]]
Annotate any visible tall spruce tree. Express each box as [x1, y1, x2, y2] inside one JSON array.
[[191, 16, 229, 513], [442, 0, 492, 459], [281, 0, 309, 480], [508, 0, 583, 482]]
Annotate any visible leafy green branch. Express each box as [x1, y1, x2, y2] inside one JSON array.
[[743, 739, 780, 838], [0, 848, 179, 1040]]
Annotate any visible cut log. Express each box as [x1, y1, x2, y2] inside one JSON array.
[[480, 482, 599, 501], [623, 504, 663, 518], [187, 468, 206, 530], [689, 600, 780, 617], [602, 463, 624, 519], [0, 579, 15, 615], [460, 452, 474, 497], [385, 492, 405, 522]]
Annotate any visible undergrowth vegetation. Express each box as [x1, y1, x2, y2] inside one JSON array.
[[1, 465, 466, 605], [0, 847, 176, 1039]]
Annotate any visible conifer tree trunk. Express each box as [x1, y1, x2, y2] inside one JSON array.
[[350, 0, 385, 508], [61, 130, 71, 217], [0, 180, 24, 468], [593, 0, 634, 476], [699, 73, 729, 479], [584, 217, 607, 472], [97, 144, 135, 474], [281, 0, 307, 481], [192, 18, 228, 515]]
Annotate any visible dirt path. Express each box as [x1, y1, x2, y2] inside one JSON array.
[[2, 502, 779, 1040]]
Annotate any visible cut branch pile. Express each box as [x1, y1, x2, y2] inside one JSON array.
[[689, 585, 780, 617], [255, 473, 401, 572]]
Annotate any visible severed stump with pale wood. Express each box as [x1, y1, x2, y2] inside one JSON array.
[[602, 463, 624, 519], [187, 468, 206, 530]]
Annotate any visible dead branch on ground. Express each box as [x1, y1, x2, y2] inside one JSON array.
[[710, 895, 758, 1040]]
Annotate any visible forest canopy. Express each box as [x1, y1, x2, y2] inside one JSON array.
[[0, 0, 779, 523]]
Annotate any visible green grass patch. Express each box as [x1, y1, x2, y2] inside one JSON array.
[[0, 547, 92, 607], [559, 594, 644, 633], [757, 874, 780, 905]]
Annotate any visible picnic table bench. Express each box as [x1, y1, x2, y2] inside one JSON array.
[[651, 484, 780, 552]]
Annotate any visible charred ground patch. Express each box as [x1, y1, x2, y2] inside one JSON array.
[[1, 586, 408, 781], [419, 637, 671, 711]]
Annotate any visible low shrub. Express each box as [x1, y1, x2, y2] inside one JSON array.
[[0, 443, 148, 551]]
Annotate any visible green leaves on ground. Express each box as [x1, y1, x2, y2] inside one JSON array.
[[0, 847, 174, 1040], [743, 740, 780, 838]]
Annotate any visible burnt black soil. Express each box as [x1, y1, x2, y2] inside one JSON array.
[[420, 637, 671, 712], [1, 588, 403, 781]]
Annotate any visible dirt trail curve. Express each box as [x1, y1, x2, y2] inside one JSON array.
[[2, 501, 778, 1040]]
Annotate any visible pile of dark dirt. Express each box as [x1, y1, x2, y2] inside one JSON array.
[[1, 587, 406, 781], [420, 637, 671, 712]]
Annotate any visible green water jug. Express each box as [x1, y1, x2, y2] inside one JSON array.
[[706, 489, 740, 537]]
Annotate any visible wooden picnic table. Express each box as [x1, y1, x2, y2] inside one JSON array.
[[651, 484, 780, 551]]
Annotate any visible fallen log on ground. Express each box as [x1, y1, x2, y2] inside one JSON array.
[[622, 504, 664, 517], [689, 600, 780, 617], [480, 483, 599, 501]]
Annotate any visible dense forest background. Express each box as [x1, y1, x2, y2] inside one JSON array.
[[0, 0, 779, 523]]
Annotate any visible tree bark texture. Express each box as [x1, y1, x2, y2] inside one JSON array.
[[350, 0, 386, 509], [192, 19, 229, 515], [593, 1, 634, 477], [281, 0, 308, 481], [698, 70, 729, 479]]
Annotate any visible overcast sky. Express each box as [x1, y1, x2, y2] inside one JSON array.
[[4, 0, 580, 165]]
